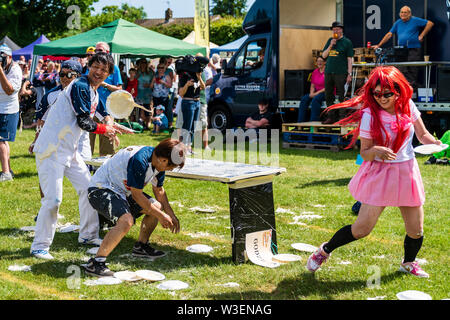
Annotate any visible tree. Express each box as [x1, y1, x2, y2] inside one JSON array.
[[0, 1, 147, 46], [0, 0, 96, 46], [211, 0, 248, 17]]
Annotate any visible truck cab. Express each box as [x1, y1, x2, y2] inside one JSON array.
[[208, 0, 278, 131]]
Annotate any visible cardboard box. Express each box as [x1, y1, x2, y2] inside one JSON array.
[[418, 88, 434, 102]]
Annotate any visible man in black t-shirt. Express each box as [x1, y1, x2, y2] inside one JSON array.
[[245, 98, 272, 129]]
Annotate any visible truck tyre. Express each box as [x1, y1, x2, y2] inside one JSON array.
[[208, 104, 232, 131]]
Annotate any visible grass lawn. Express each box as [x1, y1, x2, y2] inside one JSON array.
[[0, 128, 448, 300]]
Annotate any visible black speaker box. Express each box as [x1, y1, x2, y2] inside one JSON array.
[[284, 69, 312, 100], [385, 46, 408, 62], [437, 66, 450, 102]]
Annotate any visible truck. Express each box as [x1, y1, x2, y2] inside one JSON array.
[[207, 0, 450, 138]]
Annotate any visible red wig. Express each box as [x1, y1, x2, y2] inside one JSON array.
[[327, 66, 413, 152]]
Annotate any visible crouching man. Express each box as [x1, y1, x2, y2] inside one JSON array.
[[82, 138, 186, 277]]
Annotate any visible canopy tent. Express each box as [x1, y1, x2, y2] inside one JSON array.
[[0, 36, 21, 51], [33, 19, 206, 58], [210, 35, 259, 55], [12, 35, 49, 61], [182, 31, 219, 49]]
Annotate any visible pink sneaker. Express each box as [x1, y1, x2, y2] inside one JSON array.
[[399, 261, 430, 278], [306, 243, 330, 272]]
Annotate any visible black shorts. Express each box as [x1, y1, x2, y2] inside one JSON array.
[[87, 187, 156, 226]]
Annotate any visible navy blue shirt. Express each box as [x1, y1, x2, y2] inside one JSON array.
[[126, 147, 165, 190]]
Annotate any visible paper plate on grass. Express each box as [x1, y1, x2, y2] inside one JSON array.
[[413, 143, 448, 155], [114, 271, 141, 282], [190, 206, 216, 213], [58, 224, 79, 233], [156, 280, 189, 291], [186, 244, 213, 253], [291, 243, 318, 253], [8, 265, 32, 272], [135, 270, 165, 282], [396, 290, 432, 300], [84, 277, 122, 286], [272, 254, 302, 263], [86, 247, 99, 255], [19, 226, 35, 232]]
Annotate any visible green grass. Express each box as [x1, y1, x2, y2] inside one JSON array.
[[0, 129, 449, 300]]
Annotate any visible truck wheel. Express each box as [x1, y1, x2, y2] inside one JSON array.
[[209, 105, 232, 131]]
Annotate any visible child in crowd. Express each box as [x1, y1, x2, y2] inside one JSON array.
[[126, 68, 138, 99], [306, 66, 442, 278], [151, 105, 168, 134]]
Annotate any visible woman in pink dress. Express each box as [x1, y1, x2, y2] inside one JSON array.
[[306, 66, 442, 278]]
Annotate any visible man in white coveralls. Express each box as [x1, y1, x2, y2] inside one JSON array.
[[30, 52, 129, 260]]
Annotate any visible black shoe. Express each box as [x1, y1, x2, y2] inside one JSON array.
[[132, 242, 166, 259], [424, 156, 437, 165], [436, 158, 449, 165], [82, 258, 114, 277], [10, 170, 14, 178]]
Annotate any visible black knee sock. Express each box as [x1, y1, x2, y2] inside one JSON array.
[[323, 225, 357, 254], [403, 235, 423, 263]]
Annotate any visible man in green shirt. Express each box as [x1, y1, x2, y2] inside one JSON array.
[[321, 21, 354, 124]]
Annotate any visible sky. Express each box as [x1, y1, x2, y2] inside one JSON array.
[[92, 0, 256, 18]]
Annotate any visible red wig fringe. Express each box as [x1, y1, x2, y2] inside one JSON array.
[[326, 66, 413, 152]]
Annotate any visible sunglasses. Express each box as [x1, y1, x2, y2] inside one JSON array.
[[372, 91, 395, 99], [59, 71, 78, 79]]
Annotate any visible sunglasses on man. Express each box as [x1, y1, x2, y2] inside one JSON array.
[[59, 71, 78, 79]]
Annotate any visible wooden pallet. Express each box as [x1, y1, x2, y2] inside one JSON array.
[[282, 122, 353, 135], [354, 47, 375, 55], [282, 142, 341, 152], [354, 54, 376, 63]]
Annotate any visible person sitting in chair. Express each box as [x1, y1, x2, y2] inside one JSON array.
[[245, 98, 272, 130]]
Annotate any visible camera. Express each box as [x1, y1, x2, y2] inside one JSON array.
[[0, 54, 7, 69], [175, 55, 209, 76]]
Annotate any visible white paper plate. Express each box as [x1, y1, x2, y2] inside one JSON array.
[[84, 277, 123, 286], [413, 143, 448, 155], [58, 225, 80, 233], [190, 206, 216, 213], [19, 226, 35, 232], [272, 254, 302, 263], [186, 244, 213, 253], [135, 270, 165, 282], [114, 271, 141, 282], [396, 290, 432, 300], [291, 243, 318, 253], [86, 247, 99, 255], [8, 265, 32, 272], [156, 280, 189, 291]]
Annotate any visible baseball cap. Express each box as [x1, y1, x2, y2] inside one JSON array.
[[331, 21, 344, 29], [61, 60, 82, 74], [155, 105, 165, 111], [0, 44, 12, 56], [86, 46, 95, 54]]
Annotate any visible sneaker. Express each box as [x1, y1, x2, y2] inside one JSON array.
[[82, 258, 114, 277], [31, 250, 54, 260], [436, 158, 449, 165], [306, 243, 330, 272], [0, 172, 13, 182], [9, 170, 14, 178], [79, 238, 103, 246], [424, 156, 436, 165], [399, 261, 430, 278], [132, 242, 166, 259]]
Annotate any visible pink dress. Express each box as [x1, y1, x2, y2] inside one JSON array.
[[348, 100, 425, 207]]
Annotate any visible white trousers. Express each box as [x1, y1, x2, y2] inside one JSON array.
[[31, 153, 99, 252]]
